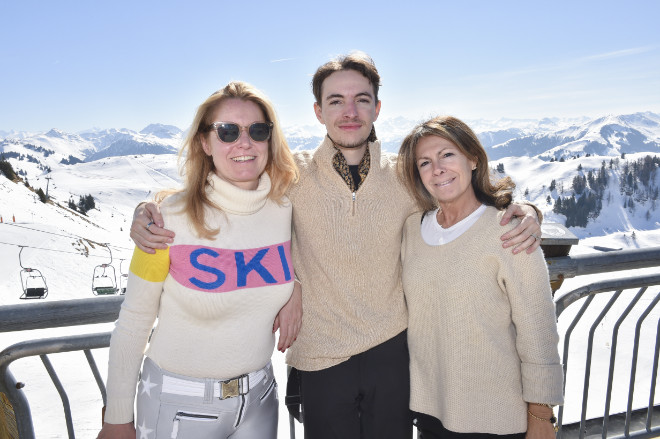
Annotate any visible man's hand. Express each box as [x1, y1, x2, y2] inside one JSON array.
[[129, 202, 174, 253], [97, 422, 136, 439], [273, 281, 302, 352], [500, 203, 542, 255]]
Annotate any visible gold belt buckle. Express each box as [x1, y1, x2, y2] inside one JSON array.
[[220, 375, 248, 399]]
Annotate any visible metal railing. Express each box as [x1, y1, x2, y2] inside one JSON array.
[[1, 247, 660, 438], [555, 274, 660, 439], [1, 333, 110, 438]]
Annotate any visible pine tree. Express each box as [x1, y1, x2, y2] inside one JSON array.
[[0, 157, 17, 180], [36, 188, 47, 203]]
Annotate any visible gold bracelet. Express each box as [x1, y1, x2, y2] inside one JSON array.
[[527, 407, 559, 433]]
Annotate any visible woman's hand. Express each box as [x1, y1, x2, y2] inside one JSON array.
[[273, 281, 302, 352], [526, 403, 557, 439], [97, 422, 136, 439], [500, 203, 542, 254], [130, 202, 174, 253]]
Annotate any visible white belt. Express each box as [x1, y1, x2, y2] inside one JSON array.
[[161, 365, 269, 400]]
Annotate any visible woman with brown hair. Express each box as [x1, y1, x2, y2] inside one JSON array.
[[398, 116, 563, 439]]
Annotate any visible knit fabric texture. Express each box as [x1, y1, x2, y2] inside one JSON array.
[[286, 137, 417, 371], [402, 206, 563, 434], [104, 173, 294, 424]]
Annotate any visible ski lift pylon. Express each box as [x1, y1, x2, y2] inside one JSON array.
[[18, 246, 48, 299], [92, 244, 118, 295]]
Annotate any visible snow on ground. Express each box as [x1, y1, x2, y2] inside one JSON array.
[[1, 150, 659, 437]]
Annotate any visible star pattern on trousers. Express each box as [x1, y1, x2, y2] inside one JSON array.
[[137, 418, 154, 439], [140, 373, 158, 397]]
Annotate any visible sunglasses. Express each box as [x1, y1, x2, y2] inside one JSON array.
[[206, 121, 273, 143]]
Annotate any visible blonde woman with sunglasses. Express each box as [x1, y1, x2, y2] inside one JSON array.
[[98, 81, 299, 439]]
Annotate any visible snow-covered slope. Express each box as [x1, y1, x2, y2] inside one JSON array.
[[0, 112, 659, 437]]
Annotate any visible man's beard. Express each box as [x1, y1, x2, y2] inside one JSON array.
[[327, 133, 370, 150]]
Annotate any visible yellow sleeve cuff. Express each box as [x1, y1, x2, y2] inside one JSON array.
[[129, 247, 170, 282]]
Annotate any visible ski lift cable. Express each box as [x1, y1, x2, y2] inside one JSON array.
[[0, 223, 133, 252], [2, 223, 81, 240], [0, 240, 132, 260]]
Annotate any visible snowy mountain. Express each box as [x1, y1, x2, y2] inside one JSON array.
[[1, 124, 183, 168], [0, 113, 659, 438], [139, 123, 184, 139], [486, 112, 660, 161], [1, 112, 659, 242], [85, 138, 177, 161]]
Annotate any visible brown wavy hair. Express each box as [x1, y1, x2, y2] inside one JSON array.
[[397, 115, 514, 213], [158, 81, 298, 239]]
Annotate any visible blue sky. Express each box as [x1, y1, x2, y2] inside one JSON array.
[[1, 0, 659, 133]]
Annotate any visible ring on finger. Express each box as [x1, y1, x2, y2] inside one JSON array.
[[146, 221, 154, 231], [531, 233, 540, 241]]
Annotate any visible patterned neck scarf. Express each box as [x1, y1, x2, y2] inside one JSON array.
[[331, 145, 371, 192]]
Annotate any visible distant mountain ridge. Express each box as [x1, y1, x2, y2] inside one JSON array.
[[0, 112, 658, 241], [2, 113, 659, 163], [1, 124, 182, 169], [485, 112, 660, 161]]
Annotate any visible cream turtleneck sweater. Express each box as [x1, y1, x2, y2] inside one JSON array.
[[104, 173, 294, 424]]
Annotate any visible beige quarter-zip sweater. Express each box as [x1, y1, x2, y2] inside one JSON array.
[[286, 137, 417, 371]]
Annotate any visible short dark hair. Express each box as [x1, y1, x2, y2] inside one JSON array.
[[312, 51, 381, 105]]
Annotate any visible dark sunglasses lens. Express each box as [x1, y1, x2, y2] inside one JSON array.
[[249, 123, 271, 142], [217, 124, 240, 143]]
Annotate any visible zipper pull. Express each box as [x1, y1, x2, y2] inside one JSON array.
[[352, 192, 356, 215], [171, 418, 180, 438]]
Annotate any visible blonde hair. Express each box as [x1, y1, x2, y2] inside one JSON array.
[[158, 81, 298, 239], [397, 115, 514, 213]]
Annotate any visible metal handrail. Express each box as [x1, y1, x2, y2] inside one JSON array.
[[0, 333, 110, 439], [555, 274, 660, 439], [1, 246, 660, 438], [546, 247, 660, 282], [1, 247, 658, 334]]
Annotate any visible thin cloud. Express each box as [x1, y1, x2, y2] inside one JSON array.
[[270, 57, 296, 63], [582, 46, 655, 62]]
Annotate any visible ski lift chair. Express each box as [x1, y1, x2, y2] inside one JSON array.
[[119, 259, 128, 295], [18, 247, 48, 299], [92, 244, 118, 296]]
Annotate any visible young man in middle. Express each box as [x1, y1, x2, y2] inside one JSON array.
[[284, 52, 543, 439]]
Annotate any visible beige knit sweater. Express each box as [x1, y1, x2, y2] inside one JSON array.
[[286, 137, 417, 371], [401, 207, 563, 434]]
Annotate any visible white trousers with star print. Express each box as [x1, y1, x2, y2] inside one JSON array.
[[135, 357, 278, 439]]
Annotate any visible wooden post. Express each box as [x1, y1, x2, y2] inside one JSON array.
[[539, 223, 579, 293]]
